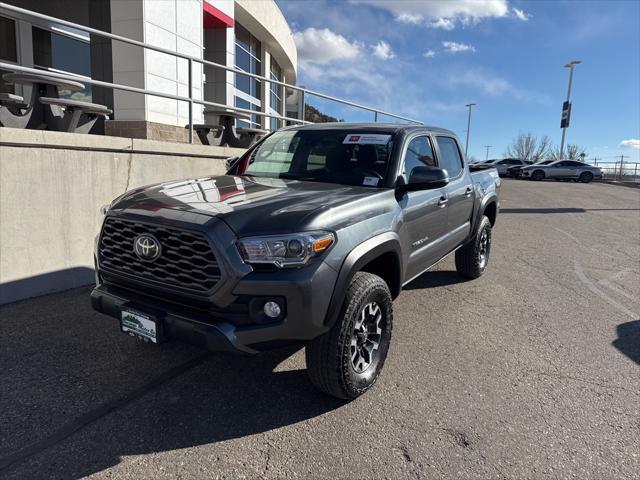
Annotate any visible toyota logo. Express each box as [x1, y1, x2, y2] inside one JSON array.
[[133, 234, 161, 261]]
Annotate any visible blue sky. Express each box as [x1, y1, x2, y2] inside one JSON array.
[[276, 0, 640, 163]]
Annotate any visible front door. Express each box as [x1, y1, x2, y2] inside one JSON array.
[[398, 135, 449, 281]]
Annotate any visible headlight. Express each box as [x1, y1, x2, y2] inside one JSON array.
[[237, 232, 335, 267]]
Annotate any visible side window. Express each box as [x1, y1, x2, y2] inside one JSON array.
[[435, 136, 464, 177], [403, 136, 435, 180]]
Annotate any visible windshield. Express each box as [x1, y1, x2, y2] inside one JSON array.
[[240, 130, 395, 188]]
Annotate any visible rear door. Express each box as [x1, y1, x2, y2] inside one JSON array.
[[435, 136, 474, 249], [398, 134, 449, 280], [563, 161, 583, 178]]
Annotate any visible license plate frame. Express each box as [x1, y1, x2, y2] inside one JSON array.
[[120, 309, 161, 344]]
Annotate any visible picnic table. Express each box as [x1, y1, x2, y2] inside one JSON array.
[[203, 108, 268, 148], [1, 71, 110, 133]]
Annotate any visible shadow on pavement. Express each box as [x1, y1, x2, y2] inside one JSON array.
[[612, 320, 640, 365], [0, 266, 94, 305], [0, 286, 344, 478]]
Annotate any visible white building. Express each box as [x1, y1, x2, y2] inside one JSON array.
[[0, 0, 299, 141]]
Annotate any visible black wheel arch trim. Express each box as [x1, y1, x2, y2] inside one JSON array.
[[323, 232, 402, 329], [471, 193, 499, 233]]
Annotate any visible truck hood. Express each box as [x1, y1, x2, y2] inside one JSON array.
[[111, 175, 380, 235]]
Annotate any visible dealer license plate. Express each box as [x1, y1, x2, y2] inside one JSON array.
[[121, 310, 158, 343]]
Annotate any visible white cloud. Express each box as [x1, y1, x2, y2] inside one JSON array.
[[512, 8, 531, 21], [443, 68, 549, 103], [353, 0, 509, 29], [293, 27, 362, 65], [397, 12, 423, 24], [424, 50, 437, 59], [619, 139, 640, 149], [442, 41, 476, 53], [430, 17, 456, 30], [372, 40, 395, 60]]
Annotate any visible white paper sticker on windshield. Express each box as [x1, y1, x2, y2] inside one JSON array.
[[343, 134, 391, 145], [363, 176, 379, 186]]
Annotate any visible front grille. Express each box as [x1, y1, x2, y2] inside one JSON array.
[[99, 217, 221, 293]]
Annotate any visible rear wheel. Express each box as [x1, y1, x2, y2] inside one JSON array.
[[578, 172, 593, 183], [455, 216, 492, 279], [532, 170, 545, 181], [306, 272, 393, 400]]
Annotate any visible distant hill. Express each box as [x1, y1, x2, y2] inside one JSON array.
[[304, 104, 343, 123]]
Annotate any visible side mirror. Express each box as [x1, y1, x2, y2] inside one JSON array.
[[401, 167, 449, 191]]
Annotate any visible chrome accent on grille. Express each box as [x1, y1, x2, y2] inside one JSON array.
[[99, 217, 221, 293]]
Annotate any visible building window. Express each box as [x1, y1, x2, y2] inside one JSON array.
[[0, 15, 17, 62], [269, 60, 282, 130], [234, 23, 261, 127], [32, 25, 92, 101], [234, 96, 259, 129], [0, 15, 18, 94]]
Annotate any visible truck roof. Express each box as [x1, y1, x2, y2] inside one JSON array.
[[283, 122, 456, 137]]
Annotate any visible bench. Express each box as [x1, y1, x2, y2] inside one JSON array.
[[187, 124, 225, 146], [39, 97, 112, 134], [234, 127, 269, 148], [0, 93, 33, 129]]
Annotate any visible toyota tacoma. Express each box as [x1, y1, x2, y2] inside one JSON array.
[[92, 123, 500, 399]]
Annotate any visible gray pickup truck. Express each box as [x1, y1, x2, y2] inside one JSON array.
[[92, 123, 500, 399]]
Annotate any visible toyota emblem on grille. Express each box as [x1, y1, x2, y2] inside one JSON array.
[[133, 234, 161, 261]]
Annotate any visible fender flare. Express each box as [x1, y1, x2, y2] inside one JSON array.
[[323, 232, 402, 329], [472, 193, 499, 233]]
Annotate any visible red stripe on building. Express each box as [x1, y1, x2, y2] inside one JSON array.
[[203, 2, 234, 29]]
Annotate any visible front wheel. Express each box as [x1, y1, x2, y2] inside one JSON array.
[[306, 272, 393, 400], [455, 215, 492, 279]]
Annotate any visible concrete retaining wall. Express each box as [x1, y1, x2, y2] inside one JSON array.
[[0, 127, 245, 304]]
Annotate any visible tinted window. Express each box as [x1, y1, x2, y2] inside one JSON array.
[[403, 136, 435, 180], [436, 137, 464, 177], [32, 27, 91, 77], [0, 16, 17, 62]]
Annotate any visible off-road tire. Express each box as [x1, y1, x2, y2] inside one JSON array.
[[306, 272, 393, 400], [455, 215, 492, 279]]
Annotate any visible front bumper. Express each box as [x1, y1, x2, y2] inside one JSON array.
[[92, 258, 338, 355], [92, 211, 339, 354]]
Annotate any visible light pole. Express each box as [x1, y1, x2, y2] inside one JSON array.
[[484, 145, 493, 161], [465, 103, 476, 156], [559, 60, 581, 160]]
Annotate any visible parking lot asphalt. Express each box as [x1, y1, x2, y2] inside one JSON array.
[[1, 179, 639, 479]]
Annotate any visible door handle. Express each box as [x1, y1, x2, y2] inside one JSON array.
[[464, 187, 473, 198], [438, 196, 448, 208]]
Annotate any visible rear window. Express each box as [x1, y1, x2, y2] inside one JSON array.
[[435, 136, 464, 177], [242, 130, 396, 188]]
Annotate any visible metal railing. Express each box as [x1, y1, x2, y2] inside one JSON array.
[[0, 2, 423, 144], [593, 160, 640, 183]]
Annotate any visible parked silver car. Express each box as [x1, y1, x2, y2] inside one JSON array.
[[521, 160, 603, 183]]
